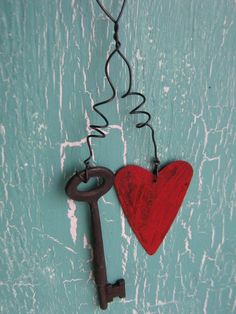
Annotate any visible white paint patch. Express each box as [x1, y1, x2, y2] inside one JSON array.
[[59, 52, 65, 135], [0, 124, 6, 142], [83, 234, 89, 248], [108, 124, 127, 164], [67, 199, 77, 243], [38, 123, 47, 133], [163, 86, 170, 93], [0, 124, 6, 171], [84, 109, 91, 134], [82, 66, 94, 106], [136, 49, 143, 61], [60, 138, 87, 172]]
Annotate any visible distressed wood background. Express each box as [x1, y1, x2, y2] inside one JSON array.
[[0, 0, 236, 313]]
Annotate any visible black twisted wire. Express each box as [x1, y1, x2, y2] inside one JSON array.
[[83, 0, 160, 181], [83, 50, 116, 181]]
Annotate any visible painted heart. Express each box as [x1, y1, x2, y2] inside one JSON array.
[[114, 160, 193, 255]]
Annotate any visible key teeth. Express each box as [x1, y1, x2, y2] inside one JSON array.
[[106, 279, 126, 303], [116, 279, 126, 298]]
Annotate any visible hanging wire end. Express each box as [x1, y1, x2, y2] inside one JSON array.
[[152, 158, 160, 182], [77, 161, 90, 183]]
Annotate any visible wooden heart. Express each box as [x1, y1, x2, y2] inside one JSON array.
[[114, 161, 193, 255]]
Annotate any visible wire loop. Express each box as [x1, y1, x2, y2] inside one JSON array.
[[96, 0, 126, 23]]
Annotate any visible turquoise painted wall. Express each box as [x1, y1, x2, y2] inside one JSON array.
[[1, 0, 235, 313]]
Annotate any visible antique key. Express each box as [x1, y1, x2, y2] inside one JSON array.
[[65, 167, 125, 310]]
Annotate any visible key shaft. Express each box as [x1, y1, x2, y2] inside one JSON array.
[[90, 200, 108, 309]]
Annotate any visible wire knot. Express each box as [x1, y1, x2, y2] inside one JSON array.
[[113, 22, 121, 49], [80, 161, 91, 183]]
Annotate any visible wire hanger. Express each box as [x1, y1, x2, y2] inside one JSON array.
[[82, 0, 160, 182]]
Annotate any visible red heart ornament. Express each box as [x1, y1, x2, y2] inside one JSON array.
[[114, 160, 193, 255]]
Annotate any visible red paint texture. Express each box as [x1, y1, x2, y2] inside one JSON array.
[[114, 161, 193, 255]]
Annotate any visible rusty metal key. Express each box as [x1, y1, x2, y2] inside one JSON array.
[[65, 167, 125, 310]]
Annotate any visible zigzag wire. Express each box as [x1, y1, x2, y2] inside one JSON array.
[[83, 0, 160, 179], [83, 49, 117, 169], [118, 49, 159, 169]]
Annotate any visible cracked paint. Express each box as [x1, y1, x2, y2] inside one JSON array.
[[0, 0, 235, 313]]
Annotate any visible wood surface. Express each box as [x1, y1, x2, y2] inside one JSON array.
[[0, 0, 235, 313]]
